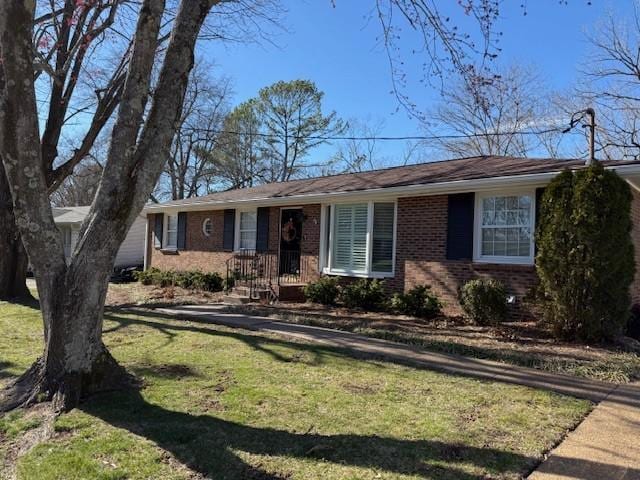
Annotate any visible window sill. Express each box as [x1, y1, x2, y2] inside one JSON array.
[[472, 257, 534, 268], [159, 248, 179, 255], [322, 268, 394, 279]]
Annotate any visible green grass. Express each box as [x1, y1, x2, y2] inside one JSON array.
[[0, 300, 591, 480]]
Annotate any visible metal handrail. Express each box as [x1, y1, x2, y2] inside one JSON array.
[[225, 249, 310, 300]]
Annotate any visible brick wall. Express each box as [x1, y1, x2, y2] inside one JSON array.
[[147, 210, 233, 275], [147, 192, 640, 318], [147, 204, 322, 283], [388, 195, 538, 319]]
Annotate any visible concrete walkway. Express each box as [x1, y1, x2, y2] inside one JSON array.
[[145, 304, 640, 480]]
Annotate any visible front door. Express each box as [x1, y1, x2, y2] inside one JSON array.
[[279, 208, 303, 277]]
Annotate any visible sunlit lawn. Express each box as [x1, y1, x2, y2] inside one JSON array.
[[0, 300, 590, 479]]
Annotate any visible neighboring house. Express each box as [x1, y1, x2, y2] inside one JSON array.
[[53, 206, 146, 269], [144, 156, 640, 317]]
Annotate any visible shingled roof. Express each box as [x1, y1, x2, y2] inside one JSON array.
[[52, 206, 91, 224], [152, 156, 640, 208]]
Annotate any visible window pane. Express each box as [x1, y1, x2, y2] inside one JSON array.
[[519, 196, 531, 209], [352, 204, 368, 270], [238, 211, 257, 250], [240, 211, 257, 230], [240, 231, 256, 250], [333, 205, 352, 269], [168, 214, 178, 231], [167, 231, 178, 247], [166, 215, 178, 247], [372, 203, 394, 272], [332, 204, 368, 272], [480, 195, 533, 258]]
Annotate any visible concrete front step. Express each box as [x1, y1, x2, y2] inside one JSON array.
[[223, 293, 252, 305], [224, 286, 274, 305]]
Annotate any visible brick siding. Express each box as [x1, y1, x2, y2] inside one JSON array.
[[147, 210, 233, 275], [388, 195, 538, 319], [148, 190, 640, 319], [147, 204, 322, 283]]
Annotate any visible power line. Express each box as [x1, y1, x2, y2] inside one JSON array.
[[190, 126, 568, 142]]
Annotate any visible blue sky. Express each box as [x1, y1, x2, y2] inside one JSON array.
[[198, 0, 632, 163]]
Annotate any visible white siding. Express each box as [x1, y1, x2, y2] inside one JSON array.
[[115, 215, 146, 268]]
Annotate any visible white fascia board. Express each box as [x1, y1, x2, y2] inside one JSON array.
[[144, 163, 640, 213]]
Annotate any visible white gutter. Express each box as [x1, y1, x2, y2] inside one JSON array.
[[144, 163, 640, 213]]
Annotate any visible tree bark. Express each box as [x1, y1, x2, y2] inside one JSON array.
[[0, 162, 31, 300], [0, 0, 216, 412]]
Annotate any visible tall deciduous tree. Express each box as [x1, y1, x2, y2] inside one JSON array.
[[331, 118, 388, 173], [51, 162, 104, 207], [0, 0, 129, 300], [0, 0, 216, 412], [161, 61, 231, 200], [576, 8, 640, 160], [425, 65, 562, 158]]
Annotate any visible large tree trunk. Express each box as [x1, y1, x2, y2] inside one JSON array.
[[1, 264, 134, 412], [0, 163, 31, 300], [0, 0, 214, 412]]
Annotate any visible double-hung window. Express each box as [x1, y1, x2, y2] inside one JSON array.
[[475, 192, 535, 264], [326, 201, 396, 276], [237, 210, 257, 251], [165, 214, 178, 249]]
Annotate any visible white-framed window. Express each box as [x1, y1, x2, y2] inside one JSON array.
[[474, 190, 535, 265], [165, 213, 178, 249], [236, 209, 257, 251], [202, 218, 212, 237], [323, 200, 396, 277]]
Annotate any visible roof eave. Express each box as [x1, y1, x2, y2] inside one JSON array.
[[145, 163, 640, 213]]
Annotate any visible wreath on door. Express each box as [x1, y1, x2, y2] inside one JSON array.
[[281, 219, 297, 243]]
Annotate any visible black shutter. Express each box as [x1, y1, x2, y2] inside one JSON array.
[[153, 213, 163, 249], [446, 192, 475, 260], [535, 188, 545, 230], [256, 207, 270, 252], [223, 209, 236, 251], [177, 212, 187, 250]]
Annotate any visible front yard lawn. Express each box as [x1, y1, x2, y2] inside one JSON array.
[[104, 282, 640, 384], [1, 300, 591, 479]]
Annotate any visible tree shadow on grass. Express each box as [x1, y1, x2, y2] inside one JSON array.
[[82, 389, 536, 480], [102, 310, 638, 407], [0, 361, 17, 380], [104, 312, 334, 367], [3, 295, 40, 310]]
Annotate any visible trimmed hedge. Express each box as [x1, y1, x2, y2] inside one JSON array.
[[391, 285, 442, 319], [536, 163, 635, 342], [340, 279, 388, 311], [459, 279, 507, 326], [135, 268, 224, 292], [302, 276, 340, 305], [303, 277, 443, 318]]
